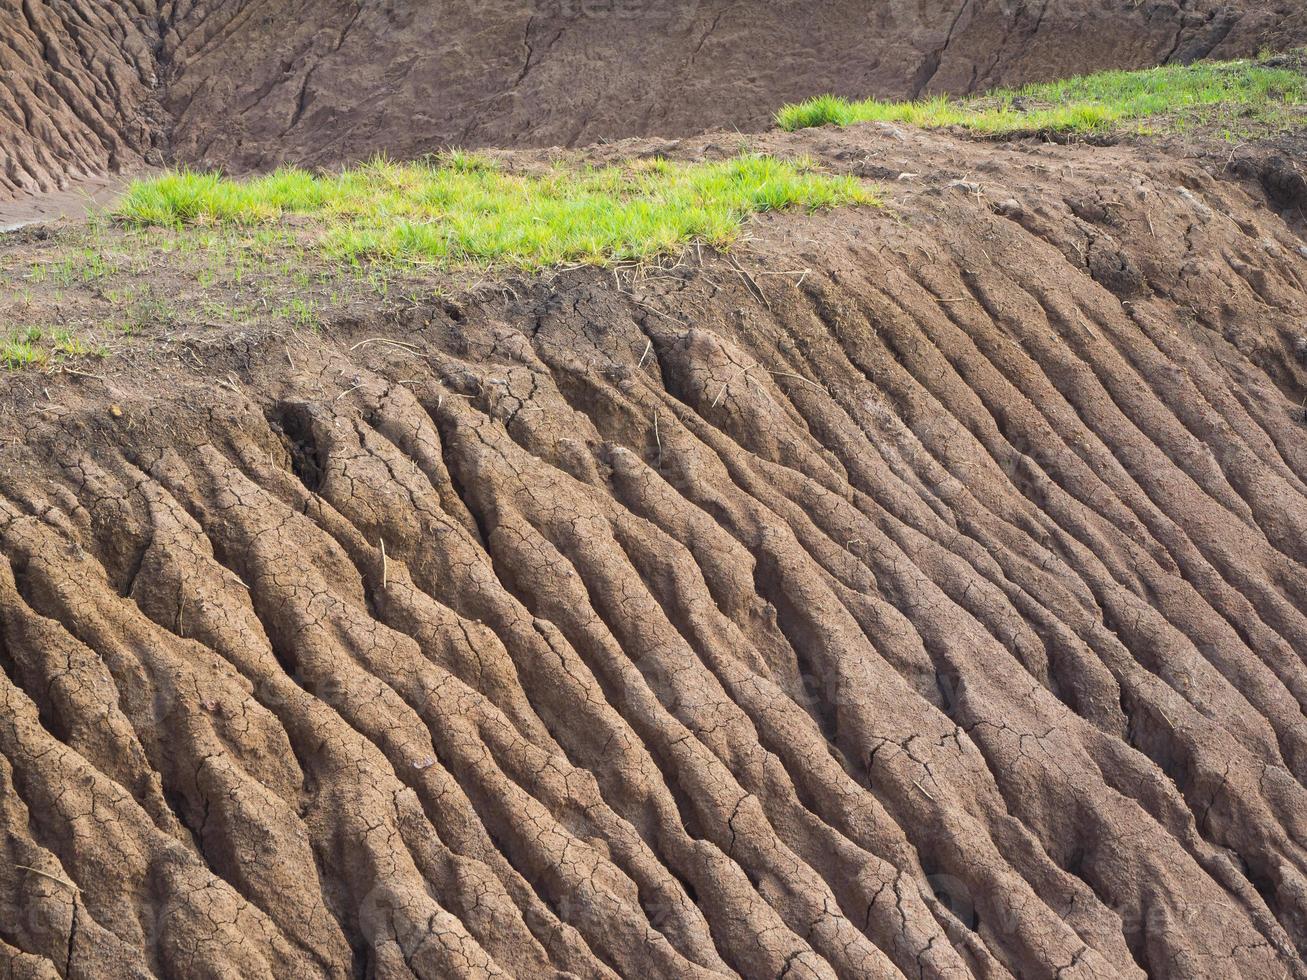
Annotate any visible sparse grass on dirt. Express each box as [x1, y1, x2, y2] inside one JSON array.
[[0, 326, 107, 371], [0, 210, 470, 372], [776, 56, 1307, 137], [115, 154, 876, 268]]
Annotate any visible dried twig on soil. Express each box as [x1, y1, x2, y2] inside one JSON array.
[[727, 255, 771, 310], [752, 268, 811, 287], [632, 299, 685, 324], [766, 370, 825, 393], [223, 569, 250, 591], [711, 370, 745, 408], [349, 338, 422, 353], [16, 865, 79, 892], [56, 367, 107, 381]]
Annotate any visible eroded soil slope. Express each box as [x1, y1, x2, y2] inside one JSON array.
[[159, 0, 1305, 173], [1, 126, 1306, 978], [0, 0, 163, 199], [4, 0, 1307, 199]]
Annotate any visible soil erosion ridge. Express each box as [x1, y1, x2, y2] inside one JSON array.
[[4, 0, 1307, 200], [1, 123, 1307, 977]]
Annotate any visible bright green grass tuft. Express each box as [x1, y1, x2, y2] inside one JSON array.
[[775, 57, 1307, 135], [0, 325, 109, 370], [116, 154, 877, 268], [1, 336, 48, 370]]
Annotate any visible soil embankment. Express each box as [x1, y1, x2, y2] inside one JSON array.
[[4, 0, 1307, 198], [1, 124, 1306, 977]]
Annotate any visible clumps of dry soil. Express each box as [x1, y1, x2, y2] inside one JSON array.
[[0, 124, 1306, 978]]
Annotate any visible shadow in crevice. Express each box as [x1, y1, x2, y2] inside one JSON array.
[[266, 402, 326, 494]]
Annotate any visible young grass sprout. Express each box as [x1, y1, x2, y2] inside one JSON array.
[[1, 327, 109, 371], [1, 337, 47, 370]]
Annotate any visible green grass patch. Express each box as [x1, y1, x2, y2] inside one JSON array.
[[0, 326, 107, 371], [776, 56, 1307, 136], [1, 333, 48, 370], [115, 154, 876, 268]]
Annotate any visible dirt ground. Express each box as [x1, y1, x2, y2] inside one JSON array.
[[0, 115, 1306, 978], [5, 0, 1307, 200]]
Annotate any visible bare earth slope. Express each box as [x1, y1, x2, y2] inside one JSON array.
[[1, 126, 1307, 977], [4, 0, 1307, 198], [161, 0, 1307, 173]]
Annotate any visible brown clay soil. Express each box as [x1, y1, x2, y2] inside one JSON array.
[[0, 119, 1306, 978], [5, 0, 1307, 200]]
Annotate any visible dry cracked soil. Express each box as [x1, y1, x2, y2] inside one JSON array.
[[1, 120, 1307, 977]]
